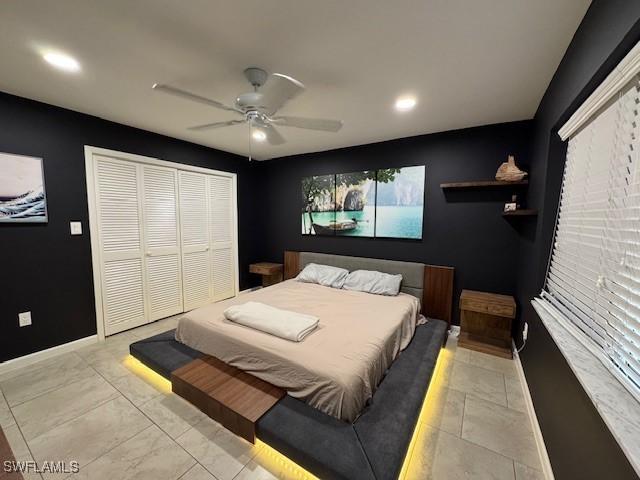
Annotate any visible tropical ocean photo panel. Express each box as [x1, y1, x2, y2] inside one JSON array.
[[301, 174, 336, 235], [0, 152, 48, 223], [335, 171, 375, 237], [301, 165, 425, 239], [375, 165, 425, 239]]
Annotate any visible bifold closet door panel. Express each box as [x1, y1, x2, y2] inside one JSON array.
[[95, 156, 147, 335], [209, 175, 236, 301], [142, 165, 183, 320], [179, 171, 213, 310]]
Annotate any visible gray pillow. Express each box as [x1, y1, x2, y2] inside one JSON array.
[[296, 263, 349, 289], [342, 269, 403, 296]]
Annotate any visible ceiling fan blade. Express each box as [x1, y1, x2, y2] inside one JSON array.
[[260, 123, 286, 145], [152, 84, 242, 114], [260, 74, 305, 115], [271, 115, 343, 132], [188, 119, 245, 131]]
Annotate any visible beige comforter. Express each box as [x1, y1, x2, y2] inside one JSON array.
[[175, 279, 420, 422]]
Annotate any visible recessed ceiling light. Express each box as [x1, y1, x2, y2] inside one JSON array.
[[395, 96, 417, 112], [252, 130, 266, 141], [42, 51, 80, 73]]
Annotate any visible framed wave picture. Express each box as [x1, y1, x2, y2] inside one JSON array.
[[301, 165, 425, 239], [0, 152, 48, 223]]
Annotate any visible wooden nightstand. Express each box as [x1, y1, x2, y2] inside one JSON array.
[[458, 290, 516, 358], [249, 262, 284, 287]]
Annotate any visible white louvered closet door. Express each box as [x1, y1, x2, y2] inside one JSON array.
[[209, 175, 236, 301], [179, 171, 213, 310], [95, 156, 148, 335], [142, 165, 184, 320]]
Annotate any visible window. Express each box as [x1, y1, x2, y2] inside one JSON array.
[[539, 74, 640, 401]]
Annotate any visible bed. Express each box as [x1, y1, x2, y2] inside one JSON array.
[[130, 252, 453, 480], [175, 278, 421, 421]]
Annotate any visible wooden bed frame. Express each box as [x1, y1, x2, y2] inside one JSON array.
[[284, 251, 454, 326]]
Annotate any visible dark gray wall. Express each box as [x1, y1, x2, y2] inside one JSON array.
[[3, 2, 640, 475], [516, 1, 640, 478], [255, 120, 533, 324], [0, 93, 261, 362]]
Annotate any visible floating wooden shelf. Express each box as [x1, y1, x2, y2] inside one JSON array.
[[502, 209, 538, 217], [440, 180, 528, 189]]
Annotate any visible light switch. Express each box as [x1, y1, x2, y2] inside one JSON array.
[[70, 221, 82, 235], [18, 311, 32, 327]]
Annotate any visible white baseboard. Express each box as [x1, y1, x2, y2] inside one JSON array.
[[512, 343, 555, 480], [0, 335, 98, 376]]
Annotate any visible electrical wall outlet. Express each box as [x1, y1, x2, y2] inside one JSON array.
[[70, 221, 82, 235], [523, 322, 529, 341], [18, 311, 32, 327]]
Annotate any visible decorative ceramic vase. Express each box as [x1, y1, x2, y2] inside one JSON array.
[[495, 155, 528, 182]]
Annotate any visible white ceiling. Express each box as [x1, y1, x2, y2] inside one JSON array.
[[0, 0, 590, 160]]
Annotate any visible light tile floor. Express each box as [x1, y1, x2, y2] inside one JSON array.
[[0, 318, 545, 480]]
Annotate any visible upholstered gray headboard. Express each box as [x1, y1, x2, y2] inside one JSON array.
[[284, 251, 454, 325], [298, 252, 425, 301]]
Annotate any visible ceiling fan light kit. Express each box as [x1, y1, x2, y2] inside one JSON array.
[[152, 67, 343, 159]]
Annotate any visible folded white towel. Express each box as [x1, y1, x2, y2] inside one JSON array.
[[224, 301, 319, 342]]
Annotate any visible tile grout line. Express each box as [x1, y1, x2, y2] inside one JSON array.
[[503, 372, 509, 409], [9, 330, 531, 479], [0, 351, 86, 384], [179, 462, 221, 480], [58, 424, 158, 480], [14, 377, 122, 443], [10, 348, 166, 479], [88, 353, 224, 479], [457, 399, 541, 472], [448, 345, 541, 472], [3, 319, 198, 480], [460, 392, 467, 437], [23, 392, 129, 478], [174, 416, 264, 480], [2, 389, 44, 480], [77, 352, 202, 479], [461, 391, 534, 418], [177, 462, 219, 480], [449, 344, 513, 411], [4, 363, 98, 410], [453, 354, 520, 380], [438, 343, 522, 469], [101, 319, 224, 480], [431, 417, 527, 470]]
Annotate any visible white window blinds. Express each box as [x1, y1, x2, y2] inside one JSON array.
[[541, 75, 640, 399]]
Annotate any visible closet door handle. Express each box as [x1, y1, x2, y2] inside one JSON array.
[[146, 251, 152, 257]]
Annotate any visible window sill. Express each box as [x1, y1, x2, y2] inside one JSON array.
[[532, 299, 640, 475]]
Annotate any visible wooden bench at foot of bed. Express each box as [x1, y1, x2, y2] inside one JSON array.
[[172, 355, 285, 443]]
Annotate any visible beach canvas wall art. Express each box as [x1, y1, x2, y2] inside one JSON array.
[[0, 152, 48, 223], [335, 170, 376, 237], [301, 165, 425, 239], [375, 165, 425, 239], [301, 174, 336, 235]]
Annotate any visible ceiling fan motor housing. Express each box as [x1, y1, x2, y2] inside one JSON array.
[[235, 91, 266, 112]]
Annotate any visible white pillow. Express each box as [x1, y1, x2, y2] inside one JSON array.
[[342, 269, 403, 296], [296, 263, 349, 289]]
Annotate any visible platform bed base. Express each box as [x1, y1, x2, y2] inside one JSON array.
[[129, 320, 448, 480]]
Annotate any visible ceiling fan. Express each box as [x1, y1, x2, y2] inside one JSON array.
[[152, 67, 343, 158]]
